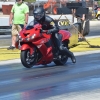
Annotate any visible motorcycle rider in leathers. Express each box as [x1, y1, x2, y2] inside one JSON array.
[[33, 7, 76, 63]]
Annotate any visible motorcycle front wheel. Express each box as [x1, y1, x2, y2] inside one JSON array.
[[20, 48, 38, 68]]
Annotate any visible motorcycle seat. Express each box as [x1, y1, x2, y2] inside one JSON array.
[[58, 26, 69, 30]]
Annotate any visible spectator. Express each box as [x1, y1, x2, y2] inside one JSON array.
[[7, 0, 29, 50], [93, 2, 98, 15], [75, 0, 87, 42]]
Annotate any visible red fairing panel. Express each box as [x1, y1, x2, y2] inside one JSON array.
[[20, 44, 35, 55], [37, 46, 53, 65], [59, 30, 71, 41]]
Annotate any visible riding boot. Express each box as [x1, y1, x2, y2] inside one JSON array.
[[61, 47, 76, 63]]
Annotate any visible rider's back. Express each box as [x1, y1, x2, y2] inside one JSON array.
[[34, 15, 59, 33]]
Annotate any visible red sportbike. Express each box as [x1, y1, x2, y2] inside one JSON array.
[[15, 21, 71, 68]]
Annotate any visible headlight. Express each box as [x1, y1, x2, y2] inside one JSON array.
[[30, 34, 36, 39]]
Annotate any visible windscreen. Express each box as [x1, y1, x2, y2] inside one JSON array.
[[25, 21, 34, 30]]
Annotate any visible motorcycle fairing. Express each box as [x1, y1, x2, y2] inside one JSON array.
[[59, 30, 71, 41], [20, 28, 41, 39], [20, 43, 35, 55], [34, 33, 53, 64], [37, 46, 53, 65]]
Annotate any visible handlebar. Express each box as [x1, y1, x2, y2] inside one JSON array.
[[41, 29, 48, 33]]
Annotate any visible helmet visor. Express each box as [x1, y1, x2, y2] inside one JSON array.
[[34, 13, 44, 20]]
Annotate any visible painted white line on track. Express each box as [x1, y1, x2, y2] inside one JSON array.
[[86, 35, 100, 39], [0, 35, 11, 38], [0, 59, 20, 65], [74, 50, 100, 56]]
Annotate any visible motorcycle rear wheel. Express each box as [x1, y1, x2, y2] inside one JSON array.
[[53, 41, 68, 65], [21, 49, 38, 68]]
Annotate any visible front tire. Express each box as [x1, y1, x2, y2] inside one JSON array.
[[20, 48, 38, 68]]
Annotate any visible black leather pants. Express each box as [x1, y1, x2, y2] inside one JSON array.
[[52, 33, 74, 58]]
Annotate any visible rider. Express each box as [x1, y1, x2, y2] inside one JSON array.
[[33, 7, 76, 63]]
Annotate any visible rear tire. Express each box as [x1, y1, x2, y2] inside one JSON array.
[[53, 54, 68, 65], [53, 41, 69, 65]]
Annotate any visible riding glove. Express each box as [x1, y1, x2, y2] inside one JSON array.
[[47, 30, 52, 34]]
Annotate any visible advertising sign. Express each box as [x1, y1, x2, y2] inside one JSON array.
[[57, 19, 69, 26]]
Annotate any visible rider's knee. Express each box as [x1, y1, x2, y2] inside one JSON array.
[[59, 45, 64, 51]]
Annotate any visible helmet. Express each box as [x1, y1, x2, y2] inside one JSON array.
[[33, 7, 45, 21]]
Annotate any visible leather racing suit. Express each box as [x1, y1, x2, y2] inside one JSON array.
[[34, 15, 76, 63]]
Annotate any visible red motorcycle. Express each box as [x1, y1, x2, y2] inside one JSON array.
[[15, 21, 71, 68]]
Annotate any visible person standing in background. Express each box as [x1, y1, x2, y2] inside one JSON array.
[[93, 1, 98, 15], [7, 0, 29, 50], [75, 0, 87, 42]]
